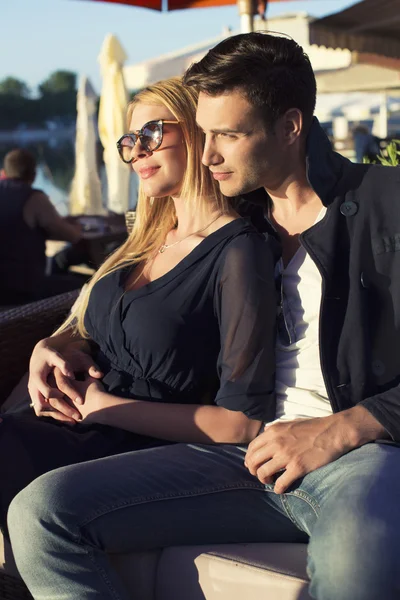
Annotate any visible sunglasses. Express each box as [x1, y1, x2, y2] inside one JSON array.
[[116, 119, 179, 163]]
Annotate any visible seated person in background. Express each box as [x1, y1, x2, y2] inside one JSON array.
[[0, 148, 83, 306], [353, 124, 380, 163]]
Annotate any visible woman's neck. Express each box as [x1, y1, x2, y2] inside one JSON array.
[[171, 195, 226, 237]]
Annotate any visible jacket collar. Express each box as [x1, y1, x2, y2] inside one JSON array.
[[243, 117, 366, 210], [306, 117, 347, 205]]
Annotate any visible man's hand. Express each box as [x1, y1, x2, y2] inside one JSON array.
[[244, 407, 387, 494]]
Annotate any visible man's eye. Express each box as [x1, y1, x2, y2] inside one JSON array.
[[218, 133, 236, 139]]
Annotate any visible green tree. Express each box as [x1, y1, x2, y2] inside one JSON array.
[[0, 95, 42, 130], [38, 70, 77, 122], [0, 70, 78, 130], [39, 70, 77, 95], [0, 76, 30, 98]]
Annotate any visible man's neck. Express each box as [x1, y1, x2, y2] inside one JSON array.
[[266, 176, 324, 267]]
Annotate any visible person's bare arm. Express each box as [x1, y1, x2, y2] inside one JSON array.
[[24, 191, 82, 243], [244, 406, 390, 493], [50, 233, 275, 442], [52, 369, 262, 443]]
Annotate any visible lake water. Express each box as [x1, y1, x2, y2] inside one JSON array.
[[0, 136, 138, 216]]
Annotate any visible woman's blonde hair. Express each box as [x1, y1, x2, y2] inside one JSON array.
[[56, 76, 231, 338]]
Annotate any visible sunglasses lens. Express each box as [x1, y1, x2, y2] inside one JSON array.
[[117, 122, 163, 162], [118, 135, 137, 163], [142, 122, 162, 151]]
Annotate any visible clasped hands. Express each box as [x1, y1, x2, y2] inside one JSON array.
[[28, 338, 378, 489], [28, 340, 105, 425]]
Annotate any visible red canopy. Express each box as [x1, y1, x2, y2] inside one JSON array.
[[80, 0, 301, 11]]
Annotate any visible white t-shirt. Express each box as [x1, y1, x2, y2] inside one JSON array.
[[271, 207, 333, 423]]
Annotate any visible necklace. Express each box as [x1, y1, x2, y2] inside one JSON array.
[[158, 213, 224, 254]]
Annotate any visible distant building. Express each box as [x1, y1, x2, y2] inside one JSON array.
[[123, 12, 400, 149], [124, 13, 352, 91]]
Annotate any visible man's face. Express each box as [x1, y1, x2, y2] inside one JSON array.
[[197, 90, 282, 197]]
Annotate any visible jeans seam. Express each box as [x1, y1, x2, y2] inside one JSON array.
[[78, 481, 265, 528], [59, 528, 123, 599], [85, 546, 124, 600], [279, 490, 320, 531], [291, 489, 320, 513]]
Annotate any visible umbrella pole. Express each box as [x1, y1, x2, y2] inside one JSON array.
[[237, 0, 255, 33]]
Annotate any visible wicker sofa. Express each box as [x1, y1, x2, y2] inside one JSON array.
[[0, 291, 311, 600]]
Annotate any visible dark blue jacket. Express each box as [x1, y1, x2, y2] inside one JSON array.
[[246, 118, 400, 441]]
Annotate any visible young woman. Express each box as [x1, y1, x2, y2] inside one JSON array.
[[6, 77, 277, 599]]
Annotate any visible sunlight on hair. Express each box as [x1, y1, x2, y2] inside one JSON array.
[[55, 77, 230, 339]]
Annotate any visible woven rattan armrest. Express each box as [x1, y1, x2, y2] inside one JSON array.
[[0, 290, 80, 404]]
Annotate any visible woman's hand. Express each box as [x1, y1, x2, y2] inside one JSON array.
[[53, 367, 106, 424], [28, 337, 103, 424]]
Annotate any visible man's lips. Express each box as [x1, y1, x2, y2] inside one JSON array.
[[138, 166, 160, 180], [211, 172, 232, 181]]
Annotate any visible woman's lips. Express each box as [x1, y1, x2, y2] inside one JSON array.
[[138, 167, 160, 180]]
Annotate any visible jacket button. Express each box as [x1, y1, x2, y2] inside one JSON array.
[[372, 359, 385, 377], [340, 201, 358, 217], [360, 272, 369, 288]]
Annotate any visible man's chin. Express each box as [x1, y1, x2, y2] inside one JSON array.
[[218, 179, 257, 197], [216, 180, 242, 197]]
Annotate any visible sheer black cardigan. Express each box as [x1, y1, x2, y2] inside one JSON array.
[[85, 218, 276, 422]]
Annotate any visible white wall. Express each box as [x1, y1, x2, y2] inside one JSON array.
[[255, 13, 352, 72], [124, 13, 352, 91]]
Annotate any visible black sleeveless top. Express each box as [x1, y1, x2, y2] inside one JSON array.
[[85, 219, 277, 422], [0, 179, 46, 303]]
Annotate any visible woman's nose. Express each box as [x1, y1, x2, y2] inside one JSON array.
[[132, 139, 152, 161]]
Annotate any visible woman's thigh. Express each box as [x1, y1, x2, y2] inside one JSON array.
[[0, 413, 163, 532]]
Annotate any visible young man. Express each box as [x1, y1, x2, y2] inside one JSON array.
[[7, 35, 400, 600], [184, 32, 400, 599], [0, 148, 82, 305]]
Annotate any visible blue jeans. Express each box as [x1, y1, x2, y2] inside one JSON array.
[[8, 440, 400, 600]]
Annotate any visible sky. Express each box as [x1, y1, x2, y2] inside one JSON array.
[[2, 0, 357, 95]]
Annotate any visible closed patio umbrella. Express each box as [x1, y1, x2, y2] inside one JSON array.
[[98, 34, 130, 214], [69, 76, 104, 215]]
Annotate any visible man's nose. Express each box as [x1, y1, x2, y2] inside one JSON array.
[[202, 137, 222, 168]]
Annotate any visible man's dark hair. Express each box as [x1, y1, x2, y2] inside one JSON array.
[[184, 32, 317, 133], [3, 148, 36, 182]]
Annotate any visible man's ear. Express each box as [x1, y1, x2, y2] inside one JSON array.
[[0, 169, 6, 179], [282, 109, 303, 146]]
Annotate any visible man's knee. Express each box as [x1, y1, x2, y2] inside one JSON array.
[[307, 496, 400, 600]]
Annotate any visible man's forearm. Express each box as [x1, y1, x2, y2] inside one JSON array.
[[47, 328, 89, 353], [244, 406, 391, 492]]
